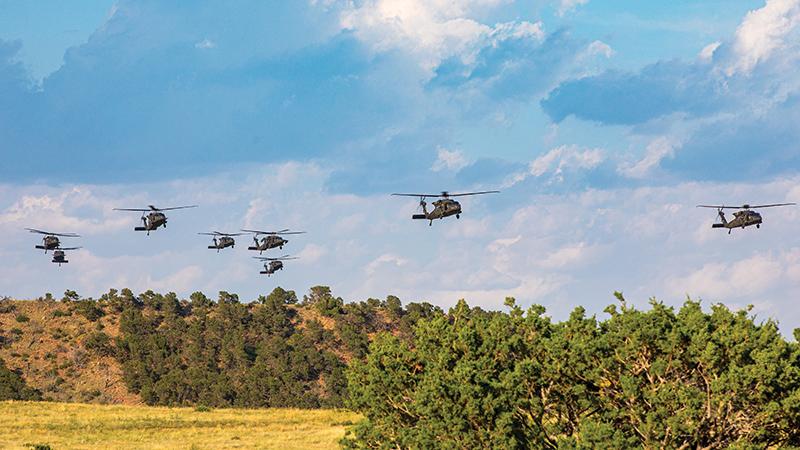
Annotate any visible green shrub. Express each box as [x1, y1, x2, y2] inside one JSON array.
[[0, 358, 42, 401], [83, 332, 114, 357], [15, 314, 30, 323], [24, 444, 51, 450], [74, 300, 104, 322], [0, 301, 15, 314]]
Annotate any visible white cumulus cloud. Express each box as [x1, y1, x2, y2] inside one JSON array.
[[431, 147, 470, 172], [618, 137, 680, 179], [727, 0, 800, 75]]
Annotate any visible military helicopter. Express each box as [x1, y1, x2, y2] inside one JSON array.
[[253, 255, 298, 276], [199, 231, 245, 252], [113, 205, 198, 235], [26, 229, 80, 253], [241, 229, 306, 254], [697, 203, 796, 234], [50, 247, 81, 266], [392, 190, 500, 225]]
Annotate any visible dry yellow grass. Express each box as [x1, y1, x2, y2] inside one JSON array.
[[0, 401, 360, 449]]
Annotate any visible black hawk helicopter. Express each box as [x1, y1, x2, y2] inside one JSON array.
[[50, 247, 81, 266], [241, 229, 306, 254], [697, 203, 796, 234], [26, 228, 80, 253], [113, 205, 197, 235], [392, 190, 500, 225], [253, 255, 298, 276], [199, 231, 245, 252]]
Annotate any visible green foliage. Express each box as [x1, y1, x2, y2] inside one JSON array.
[[0, 358, 41, 401], [0, 299, 15, 314], [190, 291, 213, 309], [344, 299, 800, 449], [14, 314, 30, 323], [306, 286, 344, 317], [115, 287, 350, 409], [24, 444, 52, 450], [61, 290, 80, 302], [83, 331, 114, 357], [73, 300, 104, 322], [336, 301, 381, 359]]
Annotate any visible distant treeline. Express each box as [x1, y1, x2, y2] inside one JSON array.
[[344, 294, 800, 448]]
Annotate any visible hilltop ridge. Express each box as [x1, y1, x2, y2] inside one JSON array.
[[0, 287, 436, 407]]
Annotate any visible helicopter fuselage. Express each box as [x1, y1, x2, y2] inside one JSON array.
[[412, 199, 462, 225], [35, 235, 61, 252], [51, 250, 69, 266], [209, 236, 236, 250], [260, 260, 284, 276], [713, 210, 762, 233], [249, 235, 288, 253], [135, 212, 168, 234]]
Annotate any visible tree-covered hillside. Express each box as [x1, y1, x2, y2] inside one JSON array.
[[0, 287, 440, 407]]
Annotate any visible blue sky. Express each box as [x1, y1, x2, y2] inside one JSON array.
[[1, 0, 800, 332]]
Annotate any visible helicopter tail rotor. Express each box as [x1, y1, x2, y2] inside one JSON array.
[[412, 197, 429, 219]]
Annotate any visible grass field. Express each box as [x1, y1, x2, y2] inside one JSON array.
[[0, 401, 360, 449]]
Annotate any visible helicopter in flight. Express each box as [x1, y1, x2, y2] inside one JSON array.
[[392, 190, 500, 225], [697, 203, 796, 234], [241, 229, 306, 254], [199, 231, 245, 252], [113, 205, 197, 235], [254, 255, 297, 276], [50, 247, 81, 266], [26, 229, 80, 253]]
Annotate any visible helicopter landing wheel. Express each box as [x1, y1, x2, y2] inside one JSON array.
[[456, 214, 460, 219], [757, 224, 760, 228]]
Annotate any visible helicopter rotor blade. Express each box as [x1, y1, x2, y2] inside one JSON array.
[[392, 190, 500, 198], [56, 247, 82, 251], [240, 229, 304, 235], [697, 205, 741, 210], [392, 193, 440, 198], [25, 228, 80, 237], [153, 205, 198, 211], [116, 205, 197, 212], [200, 231, 247, 236], [746, 203, 797, 209], [241, 229, 269, 235], [444, 190, 501, 197], [698, 203, 797, 210], [254, 254, 298, 261]]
